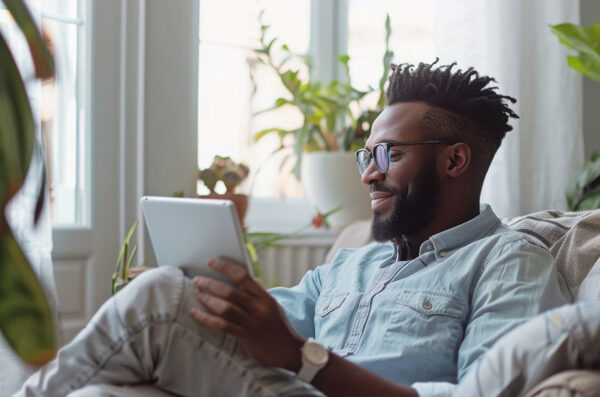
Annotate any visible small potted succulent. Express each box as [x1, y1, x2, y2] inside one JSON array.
[[198, 155, 250, 225]]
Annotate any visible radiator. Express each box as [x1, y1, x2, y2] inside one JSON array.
[[255, 235, 337, 288]]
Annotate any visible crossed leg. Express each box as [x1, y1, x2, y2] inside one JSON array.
[[16, 267, 323, 397]]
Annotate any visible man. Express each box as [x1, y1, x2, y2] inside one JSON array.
[[18, 61, 569, 396]]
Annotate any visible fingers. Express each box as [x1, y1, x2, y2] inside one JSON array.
[[208, 258, 265, 297], [195, 291, 249, 324], [192, 275, 252, 311], [190, 307, 245, 337]]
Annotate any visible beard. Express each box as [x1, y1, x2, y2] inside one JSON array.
[[371, 161, 441, 242]]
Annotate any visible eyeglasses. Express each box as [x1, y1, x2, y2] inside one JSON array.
[[355, 140, 456, 175]]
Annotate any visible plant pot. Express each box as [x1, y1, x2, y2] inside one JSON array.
[[199, 193, 249, 227], [301, 151, 372, 230]]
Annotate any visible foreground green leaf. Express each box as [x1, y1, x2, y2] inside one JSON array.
[[0, 220, 56, 365], [3, 0, 54, 78]]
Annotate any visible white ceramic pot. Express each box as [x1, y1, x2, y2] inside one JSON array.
[[301, 151, 372, 230]]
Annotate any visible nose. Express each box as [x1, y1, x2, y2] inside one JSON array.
[[360, 158, 385, 186]]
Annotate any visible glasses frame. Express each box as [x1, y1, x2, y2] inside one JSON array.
[[355, 140, 456, 174]]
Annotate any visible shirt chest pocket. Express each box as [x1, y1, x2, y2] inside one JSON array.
[[317, 292, 349, 317], [397, 289, 464, 318], [384, 289, 465, 362]]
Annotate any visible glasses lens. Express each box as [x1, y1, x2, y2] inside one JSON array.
[[373, 144, 389, 172], [356, 150, 369, 174]]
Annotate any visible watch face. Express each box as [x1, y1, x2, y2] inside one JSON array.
[[304, 342, 329, 366]]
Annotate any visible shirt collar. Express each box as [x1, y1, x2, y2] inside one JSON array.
[[420, 204, 501, 258], [392, 204, 501, 261]]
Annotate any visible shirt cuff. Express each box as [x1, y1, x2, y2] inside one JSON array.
[[411, 381, 457, 397]]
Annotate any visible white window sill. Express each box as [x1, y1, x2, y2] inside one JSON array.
[[245, 197, 340, 243]]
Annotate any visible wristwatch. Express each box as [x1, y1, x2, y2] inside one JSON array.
[[296, 338, 329, 383]]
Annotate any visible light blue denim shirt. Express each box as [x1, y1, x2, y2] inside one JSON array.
[[269, 205, 570, 397]]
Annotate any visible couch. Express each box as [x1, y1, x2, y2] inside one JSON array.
[[10, 209, 600, 396]]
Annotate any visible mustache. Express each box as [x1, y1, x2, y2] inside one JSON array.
[[369, 184, 401, 194]]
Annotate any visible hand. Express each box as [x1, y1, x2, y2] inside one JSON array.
[[190, 258, 304, 371]]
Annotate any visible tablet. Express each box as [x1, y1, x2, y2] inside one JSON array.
[[141, 196, 253, 283]]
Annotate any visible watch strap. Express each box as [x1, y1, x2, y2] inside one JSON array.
[[296, 338, 329, 384], [296, 363, 322, 384]]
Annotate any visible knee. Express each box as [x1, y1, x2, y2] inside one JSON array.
[[114, 267, 186, 325]]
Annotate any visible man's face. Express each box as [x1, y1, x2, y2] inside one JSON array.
[[361, 102, 442, 242]]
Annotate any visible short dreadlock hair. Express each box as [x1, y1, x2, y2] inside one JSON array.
[[386, 59, 519, 181]]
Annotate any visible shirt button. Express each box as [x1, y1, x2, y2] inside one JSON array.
[[423, 301, 433, 310], [323, 305, 329, 311], [439, 250, 447, 257], [550, 315, 563, 326]]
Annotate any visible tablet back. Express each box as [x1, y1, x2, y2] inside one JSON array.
[[141, 196, 252, 282]]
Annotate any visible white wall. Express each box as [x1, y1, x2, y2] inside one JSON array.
[[144, 0, 199, 199], [118, 0, 199, 259]]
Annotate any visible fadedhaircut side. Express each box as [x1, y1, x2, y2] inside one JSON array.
[[386, 59, 519, 180]]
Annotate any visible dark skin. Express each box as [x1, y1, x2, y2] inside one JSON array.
[[363, 101, 480, 257], [191, 101, 482, 396]]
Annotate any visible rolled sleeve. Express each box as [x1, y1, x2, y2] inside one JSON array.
[[268, 266, 323, 339]]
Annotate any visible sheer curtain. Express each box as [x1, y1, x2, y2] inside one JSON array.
[[434, 0, 584, 219], [0, 0, 58, 393]]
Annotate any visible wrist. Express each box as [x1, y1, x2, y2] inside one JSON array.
[[296, 338, 330, 384], [284, 336, 305, 373]]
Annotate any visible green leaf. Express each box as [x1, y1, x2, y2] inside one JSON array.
[[567, 54, 600, 82], [254, 127, 293, 142], [0, 223, 56, 365], [124, 245, 138, 280], [575, 188, 600, 211], [0, 2, 57, 366], [253, 97, 294, 116], [0, 33, 35, 193], [114, 221, 138, 278], [550, 23, 600, 82], [323, 205, 343, 217], [566, 152, 600, 210], [293, 124, 310, 179], [265, 37, 277, 55], [3, 0, 54, 78], [551, 23, 600, 59], [280, 70, 301, 95]]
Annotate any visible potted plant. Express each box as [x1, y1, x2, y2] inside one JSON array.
[[551, 23, 600, 210], [0, 0, 57, 365], [251, 14, 393, 228], [198, 155, 250, 225]]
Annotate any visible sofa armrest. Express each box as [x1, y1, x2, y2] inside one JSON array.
[[324, 219, 372, 263]]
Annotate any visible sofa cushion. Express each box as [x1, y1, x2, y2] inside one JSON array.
[[576, 258, 600, 302], [503, 209, 600, 297], [524, 370, 600, 397], [454, 302, 600, 397]]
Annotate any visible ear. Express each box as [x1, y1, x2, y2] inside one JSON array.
[[441, 143, 471, 178]]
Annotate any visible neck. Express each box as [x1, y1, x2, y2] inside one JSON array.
[[401, 201, 480, 259]]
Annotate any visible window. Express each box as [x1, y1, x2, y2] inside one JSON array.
[[198, 0, 309, 198], [198, 0, 436, 200], [347, 0, 435, 108], [41, 0, 87, 225]]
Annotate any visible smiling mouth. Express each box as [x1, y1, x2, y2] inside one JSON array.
[[370, 192, 394, 211]]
